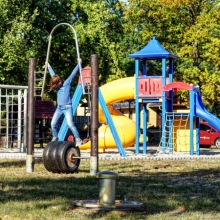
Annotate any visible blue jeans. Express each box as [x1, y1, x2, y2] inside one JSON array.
[[51, 104, 80, 140]]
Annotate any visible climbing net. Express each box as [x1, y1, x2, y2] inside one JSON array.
[[158, 113, 190, 153]]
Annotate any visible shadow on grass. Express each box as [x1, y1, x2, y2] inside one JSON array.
[[0, 159, 220, 218]]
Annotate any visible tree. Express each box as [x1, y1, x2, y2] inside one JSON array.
[[70, 0, 126, 83], [1, 0, 220, 114], [122, 0, 220, 114]]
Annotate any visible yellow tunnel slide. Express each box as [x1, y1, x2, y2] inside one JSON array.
[[79, 77, 136, 151]]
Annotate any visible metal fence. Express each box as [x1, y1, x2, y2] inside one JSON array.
[[0, 85, 27, 152]]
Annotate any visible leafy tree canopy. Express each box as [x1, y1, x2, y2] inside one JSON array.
[[0, 0, 220, 113]]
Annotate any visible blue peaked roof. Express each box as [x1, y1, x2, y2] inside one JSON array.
[[129, 36, 179, 60]]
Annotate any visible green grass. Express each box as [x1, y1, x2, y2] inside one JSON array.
[[1, 159, 220, 219]]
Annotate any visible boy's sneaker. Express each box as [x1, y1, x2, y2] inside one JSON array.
[[75, 138, 84, 146], [51, 137, 58, 142]]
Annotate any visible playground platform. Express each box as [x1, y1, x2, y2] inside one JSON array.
[[1, 146, 220, 161]]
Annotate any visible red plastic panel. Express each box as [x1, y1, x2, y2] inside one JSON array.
[[138, 77, 169, 96], [138, 78, 151, 95], [150, 78, 163, 94]]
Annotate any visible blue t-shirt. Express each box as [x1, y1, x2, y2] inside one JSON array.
[[48, 65, 79, 106]]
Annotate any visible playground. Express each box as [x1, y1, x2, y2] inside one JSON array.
[[1, 23, 220, 174], [1, 22, 220, 219], [39, 24, 220, 174]]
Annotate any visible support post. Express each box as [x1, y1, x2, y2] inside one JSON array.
[[90, 54, 99, 175], [142, 103, 147, 154], [135, 59, 140, 154], [189, 84, 194, 155], [26, 58, 35, 173], [161, 58, 167, 154]]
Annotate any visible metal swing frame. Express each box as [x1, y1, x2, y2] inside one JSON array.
[[42, 22, 86, 97]]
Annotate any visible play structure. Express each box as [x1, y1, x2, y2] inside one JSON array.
[[41, 23, 220, 173], [129, 36, 220, 155], [160, 82, 220, 155]]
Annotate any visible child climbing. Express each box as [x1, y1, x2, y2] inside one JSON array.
[[45, 60, 84, 147]]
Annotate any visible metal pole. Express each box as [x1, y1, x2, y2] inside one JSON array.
[[90, 54, 99, 176], [6, 95, 9, 148], [26, 58, 35, 172], [23, 89, 27, 152], [43, 23, 84, 96], [17, 90, 22, 151]]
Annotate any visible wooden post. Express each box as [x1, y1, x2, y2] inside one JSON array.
[[90, 54, 99, 175], [26, 58, 35, 172]]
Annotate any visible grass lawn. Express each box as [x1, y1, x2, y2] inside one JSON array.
[[0, 158, 220, 219]]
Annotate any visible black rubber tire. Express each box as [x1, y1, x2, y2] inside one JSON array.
[[56, 141, 80, 173], [48, 141, 63, 173], [43, 141, 55, 172]]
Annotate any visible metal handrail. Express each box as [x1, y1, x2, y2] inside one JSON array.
[[42, 23, 85, 97]]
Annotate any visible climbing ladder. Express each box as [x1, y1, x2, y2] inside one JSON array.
[[158, 111, 200, 155], [159, 113, 190, 153], [34, 70, 45, 98]]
